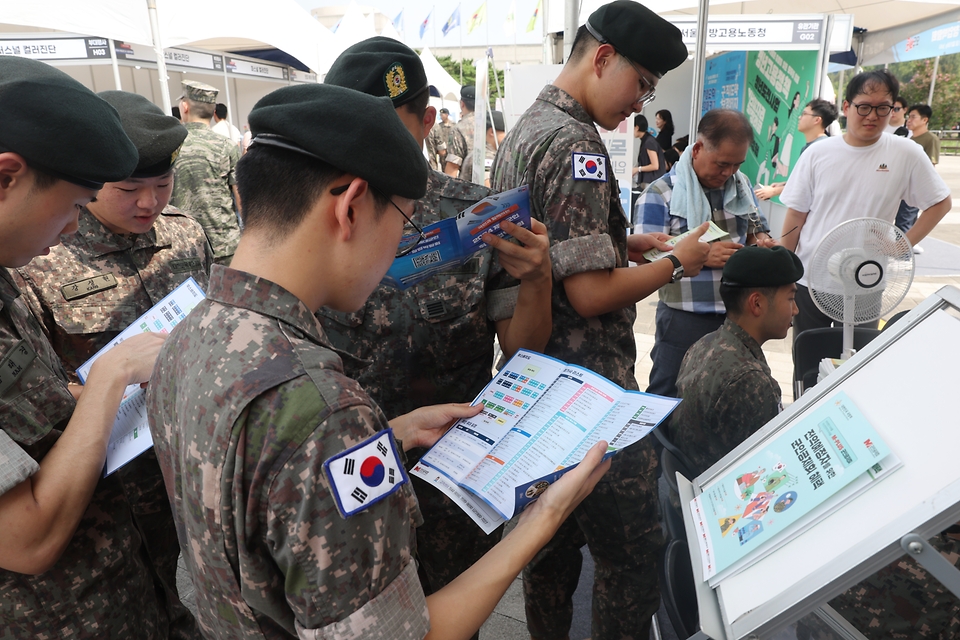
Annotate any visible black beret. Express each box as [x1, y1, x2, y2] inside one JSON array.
[[486, 110, 505, 131], [248, 84, 427, 200], [461, 85, 476, 105], [439, 107, 450, 114], [586, 1, 688, 78], [325, 37, 428, 108], [0, 56, 137, 189], [722, 246, 804, 288], [98, 91, 187, 178]]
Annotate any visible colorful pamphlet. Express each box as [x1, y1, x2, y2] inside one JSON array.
[[642, 220, 731, 262], [410, 349, 681, 533], [382, 185, 533, 289], [77, 278, 206, 476], [689, 391, 898, 584]]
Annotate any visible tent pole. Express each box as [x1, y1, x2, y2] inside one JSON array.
[[222, 64, 237, 131], [146, 0, 172, 114], [108, 39, 122, 90], [928, 55, 940, 106], [688, 0, 709, 136]]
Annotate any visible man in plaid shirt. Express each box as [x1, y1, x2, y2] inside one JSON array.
[[636, 109, 776, 398]]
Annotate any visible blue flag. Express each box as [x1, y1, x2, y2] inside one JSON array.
[[419, 10, 431, 39], [442, 7, 460, 37], [393, 10, 404, 31]]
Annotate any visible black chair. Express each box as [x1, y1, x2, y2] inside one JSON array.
[[660, 538, 700, 639], [792, 327, 882, 397]]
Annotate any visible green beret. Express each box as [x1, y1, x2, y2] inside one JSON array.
[[586, 1, 688, 78], [247, 84, 427, 200], [179, 80, 218, 104], [98, 91, 187, 178], [486, 110, 505, 131], [722, 246, 804, 288], [0, 56, 137, 189], [325, 37, 428, 108]]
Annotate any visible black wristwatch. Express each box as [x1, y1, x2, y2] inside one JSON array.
[[663, 254, 684, 283]]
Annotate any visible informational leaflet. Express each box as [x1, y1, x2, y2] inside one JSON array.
[[76, 278, 206, 476], [382, 185, 533, 289], [410, 350, 681, 533], [689, 391, 898, 584]]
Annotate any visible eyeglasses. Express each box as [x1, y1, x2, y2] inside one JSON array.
[[620, 54, 657, 106], [892, 106, 903, 112], [330, 183, 425, 258], [850, 102, 894, 117], [800, 110, 817, 118]]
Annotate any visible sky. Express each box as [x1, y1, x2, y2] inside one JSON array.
[[296, 0, 546, 50]]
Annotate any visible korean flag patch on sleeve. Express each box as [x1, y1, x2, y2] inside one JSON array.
[[323, 428, 408, 518], [571, 152, 607, 181]]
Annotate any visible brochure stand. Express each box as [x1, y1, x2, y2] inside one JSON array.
[[678, 285, 960, 639]]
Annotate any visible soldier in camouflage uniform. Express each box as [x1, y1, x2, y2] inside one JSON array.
[[460, 110, 506, 188], [426, 107, 453, 170], [170, 80, 241, 265], [489, 2, 710, 638], [322, 38, 552, 626], [146, 82, 609, 639], [444, 85, 477, 178], [13, 91, 209, 640], [670, 246, 802, 477], [0, 56, 169, 638]]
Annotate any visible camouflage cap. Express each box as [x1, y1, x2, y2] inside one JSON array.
[[248, 84, 427, 199], [0, 56, 137, 189], [99, 91, 187, 178], [179, 80, 218, 104], [325, 36, 428, 109], [585, 1, 687, 78], [722, 246, 804, 288]]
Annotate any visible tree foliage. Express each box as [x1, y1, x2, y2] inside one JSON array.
[[423, 53, 501, 109]]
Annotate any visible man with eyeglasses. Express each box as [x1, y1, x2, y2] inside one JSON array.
[[490, 2, 710, 639], [781, 69, 951, 344], [885, 96, 910, 137]]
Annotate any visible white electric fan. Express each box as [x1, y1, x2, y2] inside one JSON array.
[[806, 217, 915, 360]]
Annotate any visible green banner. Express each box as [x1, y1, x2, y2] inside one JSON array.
[[742, 50, 819, 202]]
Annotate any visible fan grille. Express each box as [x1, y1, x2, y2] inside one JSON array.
[[808, 218, 914, 324]]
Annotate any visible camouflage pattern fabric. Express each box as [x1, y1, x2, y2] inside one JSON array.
[[460, 140, 497, 187], [670, 318, 782, 476], [490, 84, 662, 640], [170, 122, 241, 261], [446, 111, 476, 174], [13, 205, 210, 639], [147, 265, 428, 639], [425, 123, 446, 170], [0, 269, 166, 638], [795, 533, 960, 639], [318, 170, 508, 635]]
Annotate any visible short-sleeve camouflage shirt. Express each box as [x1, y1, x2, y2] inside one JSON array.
[[14, 206, 212, 381], [0, 269, 165, 638], [446, 111, 476, 171], [170, 123, 241, 260], [147, 265, 428, 639], [490, 85, 636, 389]]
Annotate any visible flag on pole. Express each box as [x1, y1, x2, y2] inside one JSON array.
[[526, 0, 542, 32], [393, 10, 404, 32], [442, 6, 461, 36], [503, 0, 516, 35], [331, 18, 342, 33], [468, 2, 487, 34], [419, 9, 431, 39]]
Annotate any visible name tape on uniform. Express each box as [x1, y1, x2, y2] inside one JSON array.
[[324, 428, 408, 518], [571, 152, 607, 182], [0, 340, 37, 396], [60, 273, 118, 301]]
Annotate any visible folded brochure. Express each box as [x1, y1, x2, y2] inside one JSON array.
[[642, 220, 730, 263], [76, 277, 206, 477], [382, 185, 532, 289], [411, 349, 681, 533], [689, 391, 898, 584]]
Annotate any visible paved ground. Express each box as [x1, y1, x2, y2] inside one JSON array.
[[177, 157, 960, 640]]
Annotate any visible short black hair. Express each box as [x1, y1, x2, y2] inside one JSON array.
[[402, 89, 430, 120], [183, 97, 215, 120], [236, 146, 388, 241], [719, 283, 778, 317], [673, 135, 689, 152], [171, 106, 181, 120], [663, 147, 680, 167], [215, 103, 228, 119], [844, 69, 898, 104], [806, 99, 838, 129], [698, 109, 753, 149], [909, 104, 933, 120], [895, 96, 909, 109], [28, 164, 61, 192], [568, 25, 597, 63], [634, 114, 648, 131]]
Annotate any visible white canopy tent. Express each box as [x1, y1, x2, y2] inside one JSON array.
[[420, 47, 462, 101]]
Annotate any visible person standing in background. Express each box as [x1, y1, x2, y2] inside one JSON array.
[[655, 108, 675, 150]]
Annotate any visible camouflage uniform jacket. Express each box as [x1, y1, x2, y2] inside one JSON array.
[[318, 170, 517, 418], [672, 318, 782, 476], [170, 122, 241, 260], [147, 265, 428, 639], [13, 205, 212, 381], [460, 140, 497, 187], [0, 269, 164, 638], [490, 84, 635, 389], [425, 124, 445, 170], [446, 111, 476, 172]]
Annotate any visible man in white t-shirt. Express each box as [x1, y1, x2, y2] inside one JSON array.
[[780, 69, 951, 344]]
